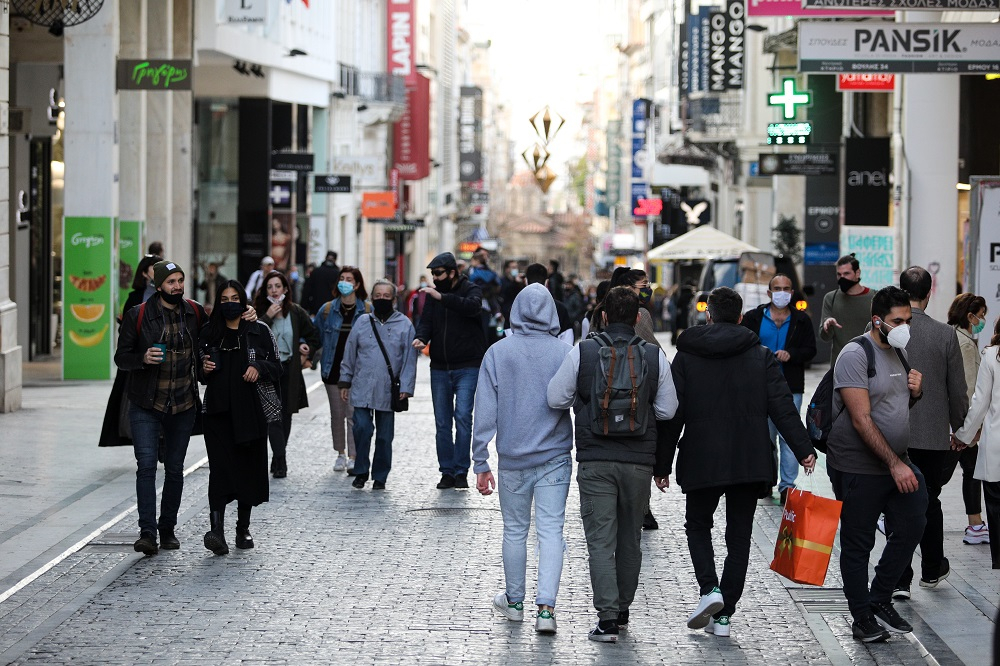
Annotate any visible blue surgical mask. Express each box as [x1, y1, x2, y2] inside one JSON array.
[[337, 281, 354, 296], [973, 316, 986, 335]]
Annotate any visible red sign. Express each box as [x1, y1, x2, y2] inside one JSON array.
[[837, 74, 895, 92], [387, 0, 415, 84], [389, 168, 400, 206], [393, 74, 431, 180], [633, 198, 663, 216], [362, 192, 397, 219], [746, 0, 892, 16]]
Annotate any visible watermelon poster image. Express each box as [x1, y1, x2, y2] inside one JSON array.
[[64, 217, 115, 380]]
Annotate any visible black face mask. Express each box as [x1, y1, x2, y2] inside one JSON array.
[[372, 299, 394, 320], [160, 290, 184, 306], [219, 302, 245, 321], [837, 277, 859, 293], [433, 274, 453, 293]]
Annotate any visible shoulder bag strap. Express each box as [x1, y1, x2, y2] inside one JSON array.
[[368, 315, 397, 380], [136, 301, 147, 335]]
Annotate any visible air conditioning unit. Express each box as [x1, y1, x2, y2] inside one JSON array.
[[9, 107, 31, 135]]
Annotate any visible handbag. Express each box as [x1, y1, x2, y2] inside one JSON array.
[[247, 343, 283, 423], [769, 488, 843, 586], [369, 316, 408, 412]]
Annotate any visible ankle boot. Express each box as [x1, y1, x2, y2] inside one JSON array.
[[235, 506, 254, 549], [272, 454, 287, 478], [203, 508, 229, 555]]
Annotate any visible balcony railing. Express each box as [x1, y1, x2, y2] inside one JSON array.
[[338, 63, 406, 105]]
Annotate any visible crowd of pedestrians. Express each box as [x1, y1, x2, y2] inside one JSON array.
[[104, 245, 1000, 645]]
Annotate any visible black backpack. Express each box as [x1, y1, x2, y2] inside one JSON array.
[[587, 333, 653, 438], [805, 334, 910, 452]]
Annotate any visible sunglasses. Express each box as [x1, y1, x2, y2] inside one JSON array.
[[431, 269, 450, 277]]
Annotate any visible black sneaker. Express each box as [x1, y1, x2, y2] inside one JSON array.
[[642, 511, 659, 530], [919, 559, 951, 588], [588, 619, 619, 642], [158, 529, 180, 550], [453, 474, 469, 489], [851, 615, 890, 643], [352, 474, 368, 489], [871, 601, 912, 633], [436, 474, 455, 489], [892, 585, 911, 601], [372, 480, 386, 490], [133, 532, 158, 556], [616, 609, 630, 632]]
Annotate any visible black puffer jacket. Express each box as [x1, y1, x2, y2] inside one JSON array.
[[662, 323, 814, 494], [740, 304, 817, 394], [414, 275, 487, 370]]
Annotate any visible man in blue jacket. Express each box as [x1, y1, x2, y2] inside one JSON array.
[[473, 284, 573, 635], [413, 252, 487, 489]]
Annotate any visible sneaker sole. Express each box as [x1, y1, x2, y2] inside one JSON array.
[[687, 599, 724, 629], [587, 633, 617, 643], [853, 630, 890, 643], [891, 590, 911, 600], [708, 627, 731, 638], [492, 602, 523, 622], [963, 537, 989, 545], [919, 569, 950, 588], [535, 623, 557, 634], [874, 615, 912, 634], [159, 543, 180, 550], [133, 544, 158, 556]]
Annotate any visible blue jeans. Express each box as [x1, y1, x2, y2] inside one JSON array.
[[130, 405, 196, 535], [767, 393, 803, 492], [352, 408, 395, 482], [498, 455, 572, 608], [430, 367, 478, 476]]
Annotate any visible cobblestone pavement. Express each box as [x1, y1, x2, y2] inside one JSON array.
[[0, 342, 996, 665]]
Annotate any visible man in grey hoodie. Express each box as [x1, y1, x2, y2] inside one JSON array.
[[473, 284, 574, 635]]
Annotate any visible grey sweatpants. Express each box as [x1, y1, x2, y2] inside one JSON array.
[[577, 460, 652, 620]]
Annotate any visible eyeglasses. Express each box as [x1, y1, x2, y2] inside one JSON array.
[[431, 269, 450, 277]]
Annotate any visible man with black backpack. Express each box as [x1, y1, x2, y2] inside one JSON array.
[[660, 287, 816, 639], [826, 285, 926, 643], [547, 287, 678, 643]]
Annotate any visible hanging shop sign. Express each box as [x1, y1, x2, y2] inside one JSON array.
[[313, 175, 352, 193], [12, 0, 105, 27], [747, 0, 893, 15], [393, 74, 431, 180], [767, 122, 813, 145], [222, 0, 267, 24], [634, 197, 664, 216], [117, 59, 191, 91], [459, 86, 483, 182], [362, 192, 397, 219], [768, 78, 811, 120], [803, 0, 999, 9], [799, 22, 1000, 74], [329, 156, 386, 186], [387, 0, 416, 83], [686, 8, 712, 94], [837, 73, 895, 91], [63, 217, 115, 380], [759, 152, 838, 176], [271, 152, 314, 172], [844, 137, 891, 226], [724, 0, 745, 90]]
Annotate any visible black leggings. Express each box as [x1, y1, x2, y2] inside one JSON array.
[[959, 445, 983, 516]]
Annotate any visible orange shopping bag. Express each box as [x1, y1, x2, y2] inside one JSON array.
[[769, 489, 842, 586]]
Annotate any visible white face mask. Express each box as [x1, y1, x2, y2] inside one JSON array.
[[771, 292, 792, 309], [267, 294, 286, 305], [883, 322, 911, 349]]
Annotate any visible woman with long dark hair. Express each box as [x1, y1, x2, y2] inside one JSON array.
[[199, 280, 282, 555], [948, 292, 990, 545], [953, 315, 1000, 569], [121, 254, 162, 318], [254, 270, 321, 478]]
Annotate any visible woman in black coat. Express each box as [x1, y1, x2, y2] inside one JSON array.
[[199, 281, 283, 555]]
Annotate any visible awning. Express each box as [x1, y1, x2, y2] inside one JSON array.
[[647, 225, 760, 262]]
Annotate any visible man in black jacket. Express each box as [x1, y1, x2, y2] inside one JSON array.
[[741, 274, 817, 505], [661, 287, 816, 638], [301, 251, 340, 314], [413, 252, 487, 489]]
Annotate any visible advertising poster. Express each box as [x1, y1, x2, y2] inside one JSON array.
[[844, 137, 891, 226], [64, 217, 116, 380], [974, 182, 1000, 353], [270, 212, 296, 273], [117, 219, 144, 319], [840, 226, 896, 290]]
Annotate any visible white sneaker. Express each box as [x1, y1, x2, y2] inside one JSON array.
[[964, 522, 990, 545], [333, 455, 347, 472], [687, 587, 724, 629], [535, 609, 556, 634], [346, 458, 355, 474], [704, 616, 731, 637], [492, 592, 524, 621]]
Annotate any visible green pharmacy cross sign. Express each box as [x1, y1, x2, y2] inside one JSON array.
[[768, 78, 811, 120]]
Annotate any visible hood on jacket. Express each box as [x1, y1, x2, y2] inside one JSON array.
[[511, 283, 560, 336], [677, 321, 760, 359]]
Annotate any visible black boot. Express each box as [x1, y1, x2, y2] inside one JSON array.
[[272, 454, 287, 479], [203, 508, 229, 555], [235, 506, 254, 549]]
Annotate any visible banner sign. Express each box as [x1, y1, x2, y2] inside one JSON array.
[[271, 152, 314, 172], [387, 0, 416, 83], [117, 59, 191, 91], [64, 217, 115, 380], [678, 22, 689, 97], [759, 152, 838, 176], [314, 175, 352, 193], [709, 12, 728, 94], [631, 99, 649, 219], [724, 0, 745, 89], [804, 242, 841, 265], [973, 182, 1000, 352], [844, 137, 891, 226], [687, 8, 712, 94], [748, 0, 893, 14], [799, 22, 1000, 74], [393, 74, 431, 180], [459, 86, 483, 182], [841, 226, 897, 289], [117, 220, 144, 318], [803, 0, 999, 9], [329, 155, 386, 186], [607, 119, 622, 210], [362, 192, 397, 219], [223, 0, 267, 23], [837, 73, 895, 91]]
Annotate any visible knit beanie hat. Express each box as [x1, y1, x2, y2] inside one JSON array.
[[152, 260, 184, 288]]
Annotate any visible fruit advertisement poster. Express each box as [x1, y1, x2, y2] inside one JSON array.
[[117, 220, 144, 318], [64, 217, 115, 379]]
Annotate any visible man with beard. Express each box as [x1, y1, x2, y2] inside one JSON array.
[[820, 253, 875, 368], [413, 252, 488, 489]]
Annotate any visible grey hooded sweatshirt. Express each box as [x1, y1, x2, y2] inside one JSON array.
[[472, 284, 573, 473]]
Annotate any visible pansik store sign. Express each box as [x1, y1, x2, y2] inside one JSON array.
[[799, 22, 1000, 73]]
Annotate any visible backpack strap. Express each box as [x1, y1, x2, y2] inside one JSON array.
[[186, 299, 201, 329], [853, 334, 877, 379], [136, 301, 147, 335], [601, 344, 617, 435]]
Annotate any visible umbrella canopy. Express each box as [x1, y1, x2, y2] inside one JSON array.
[[647, 225, 760, 262]]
